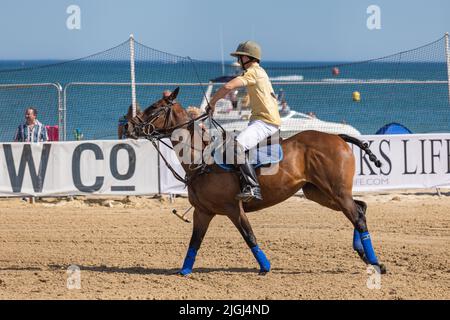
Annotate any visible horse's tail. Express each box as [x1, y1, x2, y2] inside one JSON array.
[[338, 134, 382, 168]]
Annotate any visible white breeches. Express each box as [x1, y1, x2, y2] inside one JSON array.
[[235, 120, 279, 151]]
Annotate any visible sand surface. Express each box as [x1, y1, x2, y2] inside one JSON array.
[[0, 190, 449, 300]]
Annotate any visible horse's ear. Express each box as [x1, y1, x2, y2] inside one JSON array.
[[126, 103, 142, 119], [168, 87, 180, 102]]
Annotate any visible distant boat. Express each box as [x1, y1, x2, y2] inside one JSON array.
[[199, 66, 360, 137], [220, 110, 361, 138], [205, 97, 361, 137]]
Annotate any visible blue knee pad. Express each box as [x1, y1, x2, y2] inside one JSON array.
[[353, 229, 364, 252], [180, 247, 197, 275], [251, 245, 271, 272], [360, 231, 379, 265]]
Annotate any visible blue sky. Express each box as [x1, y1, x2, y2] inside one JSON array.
[[0, 0, 449, 61]]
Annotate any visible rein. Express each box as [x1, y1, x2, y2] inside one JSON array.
[[136, 103, 222, 186]]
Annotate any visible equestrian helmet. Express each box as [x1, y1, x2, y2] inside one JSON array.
[[230, 41, 261, 60]]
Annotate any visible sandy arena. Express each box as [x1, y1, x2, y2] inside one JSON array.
[[0, 191, 449, 300]]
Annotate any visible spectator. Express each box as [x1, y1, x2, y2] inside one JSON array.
[[14, 107, 48, 142], [118, 103, 141, 139], [307, 111, 317, 119], [186, 106, 207, 131], [118, 114, 128, 139], [186, 106, 202, 119], [163, 90, 178, 105], [163, 90, 172, 99], [280, 100, 291, 117], [228, 90, 238, 109], [241, 93, 250, 108], [73, 128, 84, 141], [277, 88, 285, 102], [14, 107, 48, 203]]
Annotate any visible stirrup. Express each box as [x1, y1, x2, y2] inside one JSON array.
[[235, 186, 263, 202]]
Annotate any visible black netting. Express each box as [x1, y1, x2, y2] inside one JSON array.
[[262, 36, 448, 135], [0, 35, 449, 141]]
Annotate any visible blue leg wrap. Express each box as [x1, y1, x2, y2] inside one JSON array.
[[360, 231, 379, 265], [353, 229, 364, 252], [251, 245, 271, 272], [180, 247, 197, 275]]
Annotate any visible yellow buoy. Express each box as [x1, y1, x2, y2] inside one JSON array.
[[352, 91, 361, 102]]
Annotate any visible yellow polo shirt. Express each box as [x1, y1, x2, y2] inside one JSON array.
[[237, 63, 281, 127]]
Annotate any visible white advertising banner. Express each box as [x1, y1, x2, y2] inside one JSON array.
[[1, 134, 449, 197], [350, 134, 450, 191], [158, 134, 450, 194], [158, 138, 187, 194], [0, 139, 159, 196]]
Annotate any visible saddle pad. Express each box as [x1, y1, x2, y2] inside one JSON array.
[[214, 144, 283, 171]]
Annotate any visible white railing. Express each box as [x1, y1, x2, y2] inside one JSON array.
[[0, 83, 63, 141], [62, 79, 450, 141]]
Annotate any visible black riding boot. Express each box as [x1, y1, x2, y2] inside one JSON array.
[[235, 153, 263, 202]]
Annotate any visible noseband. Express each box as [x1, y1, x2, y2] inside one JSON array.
[[130, 101, 175, 139]]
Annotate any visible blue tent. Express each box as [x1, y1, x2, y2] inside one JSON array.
[[376, 122, 412, 134]]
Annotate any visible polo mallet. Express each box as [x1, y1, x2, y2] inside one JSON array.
[[172, 206, 193, 223]]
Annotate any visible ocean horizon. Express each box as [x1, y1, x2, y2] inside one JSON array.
[[0, 58, 449, 141]]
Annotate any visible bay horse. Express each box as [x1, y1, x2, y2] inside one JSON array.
[[126, 88, 386, 276]]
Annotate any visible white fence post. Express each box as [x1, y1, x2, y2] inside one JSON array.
[[445, 32, 450, 104], [130, 34, 137, 117], [55, 83, 64, 141]]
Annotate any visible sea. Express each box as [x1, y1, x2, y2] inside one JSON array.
[[0, 59, 449, 141]]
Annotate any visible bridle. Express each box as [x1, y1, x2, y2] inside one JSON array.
[[129, 101, 175, 139], [128, 100, 224, 186]]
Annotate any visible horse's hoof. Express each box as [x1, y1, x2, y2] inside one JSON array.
[[379, 263, 387, 274], [178, 269, 192, 277], [177, 272, 191, 278], [258, 269, 270, 275], [368, 263, 387, 274]]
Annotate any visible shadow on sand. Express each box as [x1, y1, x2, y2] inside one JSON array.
[[46, 264, 354, 276], [47, 264, 262, 275]]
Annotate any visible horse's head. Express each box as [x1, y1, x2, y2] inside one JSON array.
[[125, 87, 187, 139]]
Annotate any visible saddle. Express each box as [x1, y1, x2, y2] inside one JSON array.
[[213, 131, 283, 171]]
